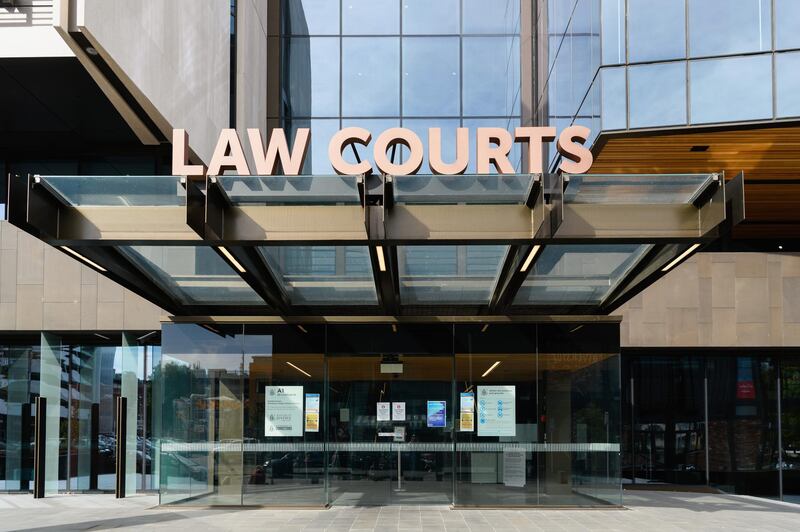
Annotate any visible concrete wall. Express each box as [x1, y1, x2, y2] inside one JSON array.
[[77, 0, 231, 164], [616, 252, 800, 348], [0, 221, 162, 331]]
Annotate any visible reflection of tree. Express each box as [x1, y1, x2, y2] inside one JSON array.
[[157, 362, 193, 436]]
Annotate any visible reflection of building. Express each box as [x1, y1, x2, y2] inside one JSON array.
[[0, 0, 799, 507]]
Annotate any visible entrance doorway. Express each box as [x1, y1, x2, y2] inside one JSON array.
[[327, 354, 453, 505]]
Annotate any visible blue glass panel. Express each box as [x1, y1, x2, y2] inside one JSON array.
[[690, 55, 773, 124], [219, 175, 361, 205], [688, 0, 771, 57], [462, 37, 520, 116], [120, 246, 265, 306], [402, 37, 460, 116], [628, 62, 687, 129], [393, 174, 533, 204], [600, 67, 626, 130], [398, 245, 508, 304], [342, 38, 400, 116], [775, 0, 800, 50], [283, 0, 340, 35], [283, 37, 340, 118], [628, 0, 685, 62], [776, 52, 800, 118], [343, 0, 399, 35], [463, 0, 519, 34], [513, 244, 651, 305], [402, 0, 460, 35], [41, 176, 184, 206], [601, 0, 625, 64], [260, 246, 378, 305]]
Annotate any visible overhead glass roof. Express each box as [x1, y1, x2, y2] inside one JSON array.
[[259, 246, 378, 305], [119, 245, 266, 306], [394, 174, 534, 204], [564, 174, 715, 204], [39, 175, 185, 206], [513, 244, 652, 306], [218, 175, 361, 205], [398, 245, 509, 304]]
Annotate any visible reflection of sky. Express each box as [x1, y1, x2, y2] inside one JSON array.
[[161, 325, 277, 373]]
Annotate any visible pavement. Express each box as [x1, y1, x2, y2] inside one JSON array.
[[0, 490, 798, 531]]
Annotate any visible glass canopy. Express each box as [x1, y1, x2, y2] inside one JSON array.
[[394, 174, 534, 204], [564, 174, 715, 204], [39, 176, 186, 206], [218, 175, 362, 204], [119, 245, 266, 306], [513, 244, 652, 306], [258, 246, 378, 305], [397, 245, 509, 304]]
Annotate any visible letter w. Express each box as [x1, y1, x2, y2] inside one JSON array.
[[247, 128, 311, 175]]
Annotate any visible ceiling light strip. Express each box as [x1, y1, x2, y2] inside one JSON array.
[[60, 246, 107, 272], [286, 361, 311, 378], [376, 245, 387, 272], [218, 246, 246, 273], [661, 243, 701, 273], [481, 361, 502, 378], [520, 245, 541, 272]]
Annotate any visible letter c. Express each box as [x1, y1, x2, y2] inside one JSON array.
[[328, 127, 373, 175]]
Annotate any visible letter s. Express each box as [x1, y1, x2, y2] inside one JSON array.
[[556, 125, 593, 174]]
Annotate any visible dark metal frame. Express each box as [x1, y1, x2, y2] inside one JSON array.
[[6, 171, 745, 318]]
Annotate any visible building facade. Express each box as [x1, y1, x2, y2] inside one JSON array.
[[0, 0, 798, 507]]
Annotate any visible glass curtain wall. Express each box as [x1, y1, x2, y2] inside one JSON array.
[[280, 0, 522, 175], [543, 0, 800, 169], [0, 334, 158, 493], [623, 351, 791, 499], [157, 322, 621, 507]]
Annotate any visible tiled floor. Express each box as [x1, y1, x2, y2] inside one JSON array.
[[0, 490, 798, 531]]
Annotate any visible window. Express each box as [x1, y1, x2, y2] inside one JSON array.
[[601, 0, 625, 65], [629, 62, 687, 128], [776, 52, 800, 118], [402, 37, 460, 116], [282, 37, 340, 118], [402, 0, 460, 35], [628, 0, 685, 62], [462, 36, 520, 116], [463, 0, 519, 34], [342, 0, 399, 35], [601, 66, 626, 130], [283, 0, 340, 35], [688, 0, 771, 57], [690, 55, 773, 124], [775, 0, 800, 50], [342, 37, 400, 116]]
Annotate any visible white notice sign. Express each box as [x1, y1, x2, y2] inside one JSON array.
[[503, 447, 526, 487], [392, 402, 406, 421], [265, 386, 303, 437], [377, 402, 391, 421], [477, 385, 516, 437]]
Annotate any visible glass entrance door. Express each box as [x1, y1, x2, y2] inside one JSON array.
[[326, 344, 453, 505]]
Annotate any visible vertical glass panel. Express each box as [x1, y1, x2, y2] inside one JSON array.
[[601, 0, 625, 64], [537, 323, 621, 505], [158, 324, 245, 506], [398, 245, 508, 305], [283, 0, 340, 35], [285, 119, 340, 175], [241, 325, 326, 505], [688, 0, 771, 57], [628, 356, 707, 485], [402, 0, 460, 34], [775, 0, 800, 50], [343, 0, 400, 35], [463, 0, 519, 34], [781, 356, 800, 502], [282, 37, 340, 118], [707, 356, 779, 498], [600, 66, 626, 130], [121, 334, 139, 495], [326, 325, 454, 506], [0, 345, 34, 492], [627, 0, 686, 62], [260, 246, 378, 305], [342, 37, 400, 116], [462, 36, 520, 116], [402, 37, 460, 117], [39, 333, 63, 495], [628, 62, 687, 128], [776, 52, 800, 118], [690, 55, 773, 124]]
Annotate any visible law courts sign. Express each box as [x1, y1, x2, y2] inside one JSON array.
[[173, 126, 593, 177]]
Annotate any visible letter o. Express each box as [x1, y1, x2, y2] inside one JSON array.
[[373, 128, 424, 175]]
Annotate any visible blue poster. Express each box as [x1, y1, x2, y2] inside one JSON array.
[[427, 400, 446, 428]]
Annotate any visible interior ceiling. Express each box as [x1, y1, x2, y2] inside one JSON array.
[[591, 123, 800, 239]]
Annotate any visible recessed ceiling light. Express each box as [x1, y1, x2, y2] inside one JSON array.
[[85, 46, 98, 56]]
